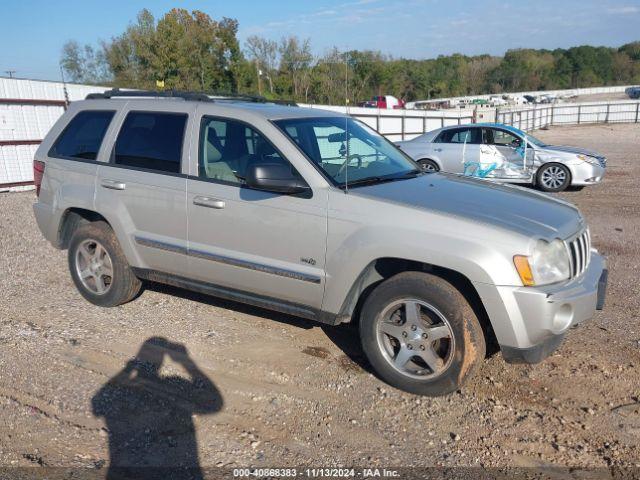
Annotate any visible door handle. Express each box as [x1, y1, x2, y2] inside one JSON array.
[[101, 179, 126, 190], [434, 148, 442, 152], [193, 196, 225, 209]]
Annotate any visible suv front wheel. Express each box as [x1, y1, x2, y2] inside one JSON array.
[[68, 221, 142, 307], [359, 272, 485, 396]]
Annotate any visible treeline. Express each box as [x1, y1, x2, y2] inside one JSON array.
[[61, 8, 640, 103]]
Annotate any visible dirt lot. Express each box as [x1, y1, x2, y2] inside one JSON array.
[[566, 92, 631, 103], [1, 123, 640, 476]]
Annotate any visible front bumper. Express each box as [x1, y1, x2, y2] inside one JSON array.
[[567, 162, 606, 186], [474, 252, 607, 364]]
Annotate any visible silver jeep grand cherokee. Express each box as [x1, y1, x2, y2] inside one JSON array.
[[32, 90, 608, 396]]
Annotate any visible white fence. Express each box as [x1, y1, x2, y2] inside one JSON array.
[[0, 77, 476, 189], [497, 100, 640, 131], [1, 76, 639, 190], [299, 104, 475, 142], [0, 78, 111, 190]]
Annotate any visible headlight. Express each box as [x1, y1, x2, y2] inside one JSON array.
[[576, 154, 600, 166], [513, 239, 571, 286]]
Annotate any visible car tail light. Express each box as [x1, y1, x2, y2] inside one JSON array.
[[33, 160, 45, 196]]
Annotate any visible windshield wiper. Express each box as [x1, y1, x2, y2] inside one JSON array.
[[339, 169, 424, 189]]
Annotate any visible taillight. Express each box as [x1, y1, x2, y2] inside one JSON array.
[[33, 160, 45, 196]]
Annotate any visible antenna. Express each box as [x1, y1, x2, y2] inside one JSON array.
[[5, 70, 16, 78], [523, 130, 528, 171], [344, 50, 350, 194]]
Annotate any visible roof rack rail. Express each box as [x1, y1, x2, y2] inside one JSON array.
[[86, 88, 298, 106], [211, 93, 298, 107], [86, 88, 214, 102], [271, 99, 299, 107]]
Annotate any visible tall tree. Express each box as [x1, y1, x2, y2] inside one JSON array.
[[279, 36, 313, 101], [245, 35, 278, 95], [61, 14, 640, 103], [60, 41, 110, 84]]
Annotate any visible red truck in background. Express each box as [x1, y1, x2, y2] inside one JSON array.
[[360, 95, 405, 109]]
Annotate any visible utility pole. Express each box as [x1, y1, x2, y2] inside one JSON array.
[[255, 59, 262, 96], [5, 70, 16, 78], [59, 66, 70, 110]]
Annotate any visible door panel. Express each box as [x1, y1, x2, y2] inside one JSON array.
[[96, 166, 188, 275], [186, 114, 327, 309], [433, 144, 464, 173], [187, 181, 327, 308], [482, 128, 529, 179], [434, 127, 482, 174], [94, 106, 193, 277]]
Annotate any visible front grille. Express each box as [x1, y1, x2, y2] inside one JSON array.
[[566, 229, 591, 278], [596, 156, 606, 168]]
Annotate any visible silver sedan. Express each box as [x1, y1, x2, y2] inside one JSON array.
[[396, 123, 606, 192]]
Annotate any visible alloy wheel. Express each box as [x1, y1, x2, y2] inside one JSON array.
[[376, 299, 455, 380], [420, 161, 437, 172], [540, 165, 567, 189], [75, 239, 114, 295]]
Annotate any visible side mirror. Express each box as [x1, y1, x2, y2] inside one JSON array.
[[245, 163, 310, 195]]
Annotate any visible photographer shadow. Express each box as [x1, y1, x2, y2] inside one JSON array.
[[92, 337, 222, 480]]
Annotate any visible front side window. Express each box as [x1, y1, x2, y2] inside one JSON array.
[[488, 129, 522, 147], [114, 112, 187, 173], [50, 110, 115, 160], [275, 117, 419, 188], [199, 117, 298, 185]]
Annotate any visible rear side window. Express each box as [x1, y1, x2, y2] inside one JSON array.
[[50, 110, 115, 160], [114, 112, 187, 173], [435, 128, 481, 144]]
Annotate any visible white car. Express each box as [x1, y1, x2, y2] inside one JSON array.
[[396, 123, 607, 192], [488, 96, 506, 106]]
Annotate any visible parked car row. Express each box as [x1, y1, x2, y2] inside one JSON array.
[[396, 123, 606, 192]]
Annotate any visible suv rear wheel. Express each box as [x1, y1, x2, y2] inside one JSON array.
[[359, 272, 485, 396], [68, 221, 142, 307]]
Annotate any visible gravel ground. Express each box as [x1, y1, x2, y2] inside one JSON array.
[[0, 123, 639, 476], [566, 92, 631, 103]]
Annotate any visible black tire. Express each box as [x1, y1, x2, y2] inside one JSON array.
[[536, 163, 571, 192], [359, 272, 486, 396], [68, 221, 142, 307], [418, 159, 439, 172]]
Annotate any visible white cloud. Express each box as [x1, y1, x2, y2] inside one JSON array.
[[606, 5, 640, 14]]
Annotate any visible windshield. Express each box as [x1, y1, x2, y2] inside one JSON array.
[[525, 132, 547, 148], [504, 126, 546, 148], [274, 116, 420, 188]]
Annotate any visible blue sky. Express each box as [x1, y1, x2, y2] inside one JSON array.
[[1, 0, 639, 81]]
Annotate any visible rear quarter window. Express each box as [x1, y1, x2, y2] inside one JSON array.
[[49, 110, 115, 160]]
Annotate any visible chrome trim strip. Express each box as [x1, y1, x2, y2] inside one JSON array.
[[134, 236, 188, 255], [565, 241, 575, 278], [189, 248, 322, 284], [565, 228, 592, 279], [134, 236, 322, 284]]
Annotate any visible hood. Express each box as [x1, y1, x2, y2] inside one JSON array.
[[541, 144, 604, 160], [351, 173, 584, 239]]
